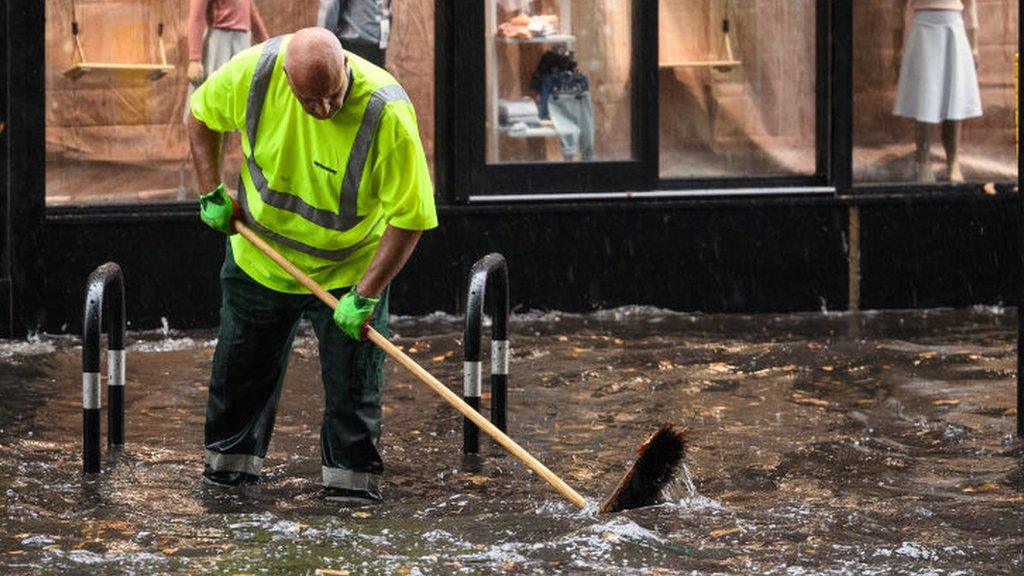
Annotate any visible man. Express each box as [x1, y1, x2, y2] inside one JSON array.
[[187, 27, 437, 504], [316, 0, 391, 67], [187, 0, 269, 87]]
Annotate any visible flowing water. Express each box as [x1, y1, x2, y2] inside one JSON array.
[[1, 307, 1022, 574]]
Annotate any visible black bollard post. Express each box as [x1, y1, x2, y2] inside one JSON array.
[[82, 263, 126, 474], [490, 290, 509, 434], [463, 254, 510, 454], [82, 373, 101, 474], [107, 324, 126, 447]]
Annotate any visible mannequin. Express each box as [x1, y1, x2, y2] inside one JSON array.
[[187, 0, 268, 87], [316, 0, 392, 67], [893, 0, 981, 183], [182, 0, 269, 195]]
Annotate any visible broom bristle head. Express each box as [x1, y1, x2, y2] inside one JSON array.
[[599, 425, 689, 513]]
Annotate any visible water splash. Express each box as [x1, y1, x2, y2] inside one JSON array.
[[660, 461, 698, 502], [0, 333, 57, 359], [129, 338, 215, 353], [969, 304, 1009, 316], [391, 311, 462, 325]]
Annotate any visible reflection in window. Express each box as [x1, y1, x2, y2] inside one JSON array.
[[854, 0, 1018, 184], [485, 0, 634, 164], [658, 0, 817, 179]]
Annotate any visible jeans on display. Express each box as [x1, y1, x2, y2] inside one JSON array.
[[538, 72, 590, 119], [548, 92, 595, 161]]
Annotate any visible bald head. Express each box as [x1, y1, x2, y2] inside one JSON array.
[[284, 28, 348, 120]]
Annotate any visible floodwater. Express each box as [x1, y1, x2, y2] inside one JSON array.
[[1, 306, 1022, 575]]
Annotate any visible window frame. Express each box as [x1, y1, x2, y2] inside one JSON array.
[[656, 0, 834, 191], [441, 0, 659, 203], [847, 1, 1020, 194]]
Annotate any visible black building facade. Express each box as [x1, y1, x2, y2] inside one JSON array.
[[1, 1, 1022, 337]]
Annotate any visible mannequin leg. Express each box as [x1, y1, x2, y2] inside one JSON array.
[[942, 120, 963, 183], [914, 122, 935, 183]]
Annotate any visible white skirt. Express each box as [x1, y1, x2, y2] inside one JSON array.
[[893, 10, 982, 123]]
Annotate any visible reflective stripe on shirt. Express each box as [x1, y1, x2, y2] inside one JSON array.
[[240, 37, 410, 258]]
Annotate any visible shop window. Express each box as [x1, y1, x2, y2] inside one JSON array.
[[44, 0, 436, 206], [451, 0, 654, 197], [45, 0, 190, 205], [658, 0, 818, 179], [853, 0, 1018, 184], [485, 0, 635, 165]]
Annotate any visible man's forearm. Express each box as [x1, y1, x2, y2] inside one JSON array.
[[188, 114, 224, 194], [357, 226, 423, 298]]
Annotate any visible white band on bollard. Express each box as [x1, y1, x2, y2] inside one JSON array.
[[107, 349, 126, 387], [82, 372, 102, 409], [464, 361, 482, 396], [491, 340, 509, 375]]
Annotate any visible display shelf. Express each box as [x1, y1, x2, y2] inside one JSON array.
[[660, 18, 741, 72], [63, 23, 174, 81], [499, 124, 559, 138], [487, 0, 574, 163], [495, 34, 576, 45], [63, 62, 175, 80], [659, 60, 741, 69]]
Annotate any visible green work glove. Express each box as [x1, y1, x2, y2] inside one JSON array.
[[333, 288, 380, 340], [198, 183, 239, 235]]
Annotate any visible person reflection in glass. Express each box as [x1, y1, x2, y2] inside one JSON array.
[[893, 0, 981, 183]]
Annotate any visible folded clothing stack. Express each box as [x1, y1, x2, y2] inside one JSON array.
[[498, 98, 542, 127], [497, 13, 560, 39]]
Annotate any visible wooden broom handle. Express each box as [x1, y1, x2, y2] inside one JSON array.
[[234, 221, 340, 307], [233, 220, 588, 509]]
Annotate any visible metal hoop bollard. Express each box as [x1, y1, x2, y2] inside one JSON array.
[[463, 253, 509, 454], [82, 262, 126, 474]]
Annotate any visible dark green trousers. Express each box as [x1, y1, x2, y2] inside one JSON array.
[[203, 243, 389, 491]]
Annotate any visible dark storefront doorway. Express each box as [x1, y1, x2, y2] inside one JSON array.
[[0, 1, 1021, 335], [3, 1, 46, 337], [1, 3, 11, 336]]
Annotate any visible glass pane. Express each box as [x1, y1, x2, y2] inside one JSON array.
[[45, 0, 193, 205], [658, 0, 817, 179], [854, 0, 1018, 184], [485, 0, 634, 164], [45, 1, 436, 205]]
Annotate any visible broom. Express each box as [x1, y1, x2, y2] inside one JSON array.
[[234, 220, 688, 512], [599, 425, 688, 513]]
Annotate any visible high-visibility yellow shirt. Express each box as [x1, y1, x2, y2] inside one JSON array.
[[190, 35, 437, 294]]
